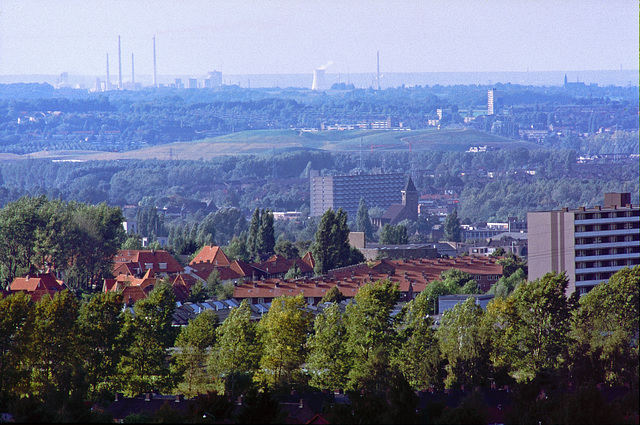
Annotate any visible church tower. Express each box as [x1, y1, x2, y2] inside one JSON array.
[[401, 177, 419, 221]]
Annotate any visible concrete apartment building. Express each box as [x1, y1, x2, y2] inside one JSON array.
[[309, 171, 406, 218], [528, 193, 640, 296]]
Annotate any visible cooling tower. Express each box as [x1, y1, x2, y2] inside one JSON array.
[[311, 69, 325, 91]]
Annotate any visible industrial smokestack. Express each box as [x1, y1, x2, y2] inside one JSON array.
[[376, 51, 380, 91], [118, 36, 122, 90], [311, 69, 325, 91], [106, 53, 110, 91], [131, 53, 135, 86], [153, 36, 157, 87]]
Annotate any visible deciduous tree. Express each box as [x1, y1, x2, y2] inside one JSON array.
[[307, 302, 349, 390], [255, 295, 311, 389], [209, 300, 261, 395], [345, 280, 400, 392], [78, 292, 125, 398], [173, 310, 218, 397], [437, 297, 491, 389]]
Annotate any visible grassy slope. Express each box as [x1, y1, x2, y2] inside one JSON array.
[[10, 128, 541, 161]]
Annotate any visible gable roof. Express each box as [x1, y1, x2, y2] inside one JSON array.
[[233, 256, 503, 301], [189, 245, 230, 267], [10, 272, 66, 302], [253, 254, 314, 277], [381, 204, 405, 221], [114, 250, 184, 275]]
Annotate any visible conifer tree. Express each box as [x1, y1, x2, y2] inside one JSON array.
[[443, 208, 462, 242], [256, 209, 275, 260], [356, 197, 374, 241], [246, 207, 261, 259], [312, 208, 352, 275]]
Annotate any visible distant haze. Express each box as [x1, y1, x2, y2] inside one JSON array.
[[0, 0, 637, 79], [0, 70, 636, 89]]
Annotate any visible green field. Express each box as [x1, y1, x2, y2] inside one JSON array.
[[21, 128, 541, 161]]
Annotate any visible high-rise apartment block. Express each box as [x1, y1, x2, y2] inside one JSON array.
[[487, 88, 503, 115], [527, 193, 640, 296], [310, 171, 406, 218]]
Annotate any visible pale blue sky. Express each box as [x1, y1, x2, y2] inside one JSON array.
[[0, 0, 637, 77]]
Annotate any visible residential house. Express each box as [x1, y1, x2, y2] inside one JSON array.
[[232, 256, 502, 305], [9, 272, 66, 302], [113, 250, 184, 278], [103, 269, 160, 305], [106, 392, 195, 423]]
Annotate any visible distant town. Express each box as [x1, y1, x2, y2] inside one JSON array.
[[0, 72, 637, 423]]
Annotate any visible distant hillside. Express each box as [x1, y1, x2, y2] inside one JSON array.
[[17, 128, 540, 161]]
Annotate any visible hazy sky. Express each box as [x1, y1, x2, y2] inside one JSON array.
[[0, 0, 637, 77]]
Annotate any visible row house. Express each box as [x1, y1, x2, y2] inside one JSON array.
[[233, 256, 503, 305]]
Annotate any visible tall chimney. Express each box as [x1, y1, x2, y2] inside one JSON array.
[[131, 53, 135, 86], [118, 36, 122, 90], [376, 51, 380, 91], [153, 36, 157, 87], [106, 53, 110, 91]]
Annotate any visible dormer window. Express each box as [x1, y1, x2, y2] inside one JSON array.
[[144, 263, 153, 270], [159, 263, 167, 270]]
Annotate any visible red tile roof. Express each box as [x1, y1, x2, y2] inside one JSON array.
[[252, 254, 314, 277], [10, 272, 66, 302], [114, 250, 184, 276], [189, 246, 230, 267], [233, 256, 503, 301]]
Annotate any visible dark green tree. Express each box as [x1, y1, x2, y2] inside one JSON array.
[[345, 280, 400, 392], [256, 209, 275, 260], [226, 233, 251, 262], [274, 238, 299, 260], [394, 291, 443, 390], [502, 272, 573, 383], [356, 197, 374, 241], [378, 224, 409, 245], [78, 292, 125, 398], [307, 302, 349, 390], [321, 286, 346, 304], [117, 281, 177, 395], [246, 207, 261, 259], [173, 310, 218, 397], [208, 300, 261, 395], [571, 266, 639, 386], [443, 208, 462, 242], [0, 292, 31, 398], [235, 386, 282, 424], [255, 295, 311, 389], [27, 291, 83, 403], [312, 208, 352, 275]]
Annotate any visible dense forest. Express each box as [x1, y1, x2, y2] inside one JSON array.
[[0, 150, 637, 231], [0, 266, 637, 423]]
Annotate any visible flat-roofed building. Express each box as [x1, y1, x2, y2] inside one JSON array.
[[310, 170, 406, 218], [527, 192, 639, 296]]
